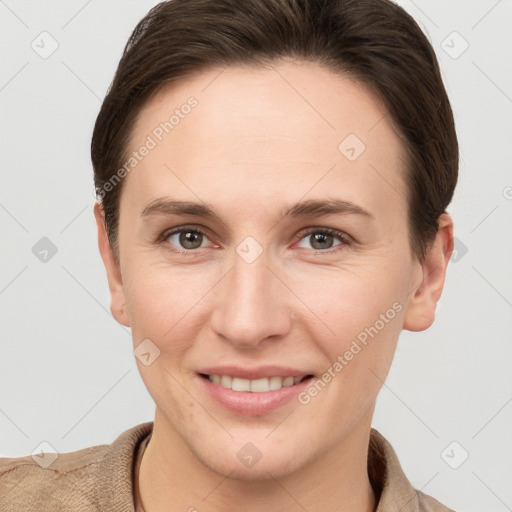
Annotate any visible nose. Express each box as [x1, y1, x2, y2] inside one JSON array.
[[210, 249, 293, 349]]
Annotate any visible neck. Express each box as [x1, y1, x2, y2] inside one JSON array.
[[138, 408, 376, 512]]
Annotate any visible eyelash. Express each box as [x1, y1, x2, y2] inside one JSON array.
[[158, 225, 351, 255], [299, 227, 351, 253]]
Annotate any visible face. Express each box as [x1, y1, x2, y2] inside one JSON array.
[[97, 60, 448, 480]]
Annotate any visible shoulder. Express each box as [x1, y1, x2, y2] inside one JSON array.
[[417, 490, 456, 511], [0, 422, 153, 512], [0, 444, 105, 511]]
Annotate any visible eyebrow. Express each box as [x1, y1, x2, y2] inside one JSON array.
[[141, 198, 373, 222], [282, 198, 372, 219]]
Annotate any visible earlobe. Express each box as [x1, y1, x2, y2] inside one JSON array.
[[94, 202, 131, 327], [403, 214, 454, 332]]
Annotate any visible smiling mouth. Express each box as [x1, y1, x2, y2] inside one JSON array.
[[199, 373, 314, 392]]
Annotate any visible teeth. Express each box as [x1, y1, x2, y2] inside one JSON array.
[[269, 376, 282, 391], [220, 375, 232, 388], [250, 378, 269, 393], [282, 376, 294, 387], [232, 377, 251, 392], [208, 375, 306, 392]]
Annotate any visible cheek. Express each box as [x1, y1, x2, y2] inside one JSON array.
[[297, 271, 405, 425], [292, 262, 408, 384], [123, 264, 209, 410], [121, 259, 213, 350], [300, 263, 406, 336]]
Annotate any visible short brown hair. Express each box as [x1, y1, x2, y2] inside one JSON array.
[[91, 0, 458, 260]]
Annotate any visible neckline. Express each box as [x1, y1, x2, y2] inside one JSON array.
[[130, 427, 418, 512], [133, 433, 151, 512]]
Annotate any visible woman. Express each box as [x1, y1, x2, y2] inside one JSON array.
[[0, 0, 458, 510]]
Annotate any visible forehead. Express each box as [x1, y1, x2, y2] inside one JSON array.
[[122, 60, 407, 221]]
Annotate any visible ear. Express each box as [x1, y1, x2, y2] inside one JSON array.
[[94, 202, 131, 327], [403, 214, 454, 332]]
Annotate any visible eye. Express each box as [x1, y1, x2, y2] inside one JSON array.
[[159, 226, 349, 254], [164, 227, 211, 251], [296, 228, 349, 252]]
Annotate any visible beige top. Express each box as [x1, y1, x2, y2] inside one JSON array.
[[0, 422, 455, 511]]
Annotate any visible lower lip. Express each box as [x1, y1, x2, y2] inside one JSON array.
[[198, 375, 313, 416]]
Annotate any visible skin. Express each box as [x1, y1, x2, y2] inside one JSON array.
[[95, 60, 453, 512]]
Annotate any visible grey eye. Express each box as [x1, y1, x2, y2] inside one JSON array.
[[297, 231, 343, 251], [167, 230, 207, 250]]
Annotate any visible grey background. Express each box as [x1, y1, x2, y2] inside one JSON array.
[[1, 1, 511, 510]]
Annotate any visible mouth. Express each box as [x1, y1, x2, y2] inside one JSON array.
[[199, 373, 314, 392], [196, 367, 315, 416]]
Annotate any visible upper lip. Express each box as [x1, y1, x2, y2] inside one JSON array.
[[198, 365, 314, 380]]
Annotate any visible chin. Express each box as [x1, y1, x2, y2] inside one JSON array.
[[201, 450, 308, 482], [186, 431, 314, 482]]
